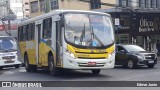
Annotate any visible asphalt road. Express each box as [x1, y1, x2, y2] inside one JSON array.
[[0, 59, 160, 90], [0, 60, 160, 81]]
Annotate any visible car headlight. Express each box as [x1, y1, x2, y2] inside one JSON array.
[[108, 51, 115, 59], [136, 55, 144, 60], [65, 49, 75, 59]]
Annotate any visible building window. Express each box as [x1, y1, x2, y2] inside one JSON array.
[[90, 0, 101, 9], [40, 0, 47, 12], [30, 1, 38, 13], [144, 0, 147, 8], [151, 0, 153, 8], [139, 0, 142, 7], [51, 0, 59, 10], [43, 18, 52, 39], [119, 0, 129, 7], [155, 0, 158, 8], [25, 9, 29, 11], [150, 0, 157, 8], [26, 15, 30, 17], [25, 2, 29, 5], [146, 0, 151, 8]]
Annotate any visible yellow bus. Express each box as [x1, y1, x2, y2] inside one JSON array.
[[18, 10, 115, 76]]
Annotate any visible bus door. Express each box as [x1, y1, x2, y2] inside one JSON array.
[[35, 20, 43, 67], [52, 15, 62, 66], [56, 21, 62, 66]]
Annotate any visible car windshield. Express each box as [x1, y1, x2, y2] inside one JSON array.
[[64, 13, 114, 47], [124, 45, 145, 52], [0, 37, 17, 51]]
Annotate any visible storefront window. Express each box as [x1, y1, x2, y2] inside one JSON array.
[[117, 34, 129, 44]]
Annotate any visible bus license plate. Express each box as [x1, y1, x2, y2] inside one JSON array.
[[88, 62, 96, 66]]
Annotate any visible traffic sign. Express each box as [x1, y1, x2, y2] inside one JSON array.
[[115, 18, 120, 25]]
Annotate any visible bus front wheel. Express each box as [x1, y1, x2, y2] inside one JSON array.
[[91, 69, 101, 75], [48, 56, 59, 76]]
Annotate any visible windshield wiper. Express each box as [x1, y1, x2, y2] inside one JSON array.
[[80, 24, 86, 45], [90, 27, 104, 46]]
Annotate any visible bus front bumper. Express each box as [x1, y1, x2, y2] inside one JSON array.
[[62, 53, 115, 70], [0, 58, 21, 67]]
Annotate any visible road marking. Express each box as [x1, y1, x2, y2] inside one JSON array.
[[19, 69, 26, 72]]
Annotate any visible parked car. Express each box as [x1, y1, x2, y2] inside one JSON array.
[[0, 36, 21, 69], [115, 44, 157, 69]]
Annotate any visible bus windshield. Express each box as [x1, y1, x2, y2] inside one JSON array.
[[0, 37, 17, 51], [64, 13, 114, 47]]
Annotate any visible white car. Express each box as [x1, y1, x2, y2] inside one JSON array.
[[0, 36, 21, 69]]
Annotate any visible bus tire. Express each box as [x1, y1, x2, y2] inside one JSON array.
[[48, 55, 59, 76], [24, 54, 31, 72], [91, 69, 101, 75]]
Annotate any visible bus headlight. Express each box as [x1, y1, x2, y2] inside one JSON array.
[[108, 51, 115, 59], [65, 49, 76, 59]]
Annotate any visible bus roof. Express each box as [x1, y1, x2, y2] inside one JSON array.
[[19, 9, 111, 26]]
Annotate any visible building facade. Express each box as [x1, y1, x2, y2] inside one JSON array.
[[0, 0, 23, 19], [9, 0, 23, 19], [98, 0, 160, 52], [0, 0, 9, 18], [23, 0, 30, 18], [29, 0, 116, 17]]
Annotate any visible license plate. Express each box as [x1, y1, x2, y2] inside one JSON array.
[[4, 59, 14, 63], [148, 61, 154, 63], [88, 62, 96, 66]]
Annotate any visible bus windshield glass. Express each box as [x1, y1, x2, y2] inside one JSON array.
[[64, 13, 114, 47], [0, 37, 17, 51]]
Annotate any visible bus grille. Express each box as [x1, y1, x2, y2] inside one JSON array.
[[77, 57, 106, 59], [78, 62, 105, 67]]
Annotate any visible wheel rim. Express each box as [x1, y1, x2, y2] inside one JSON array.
[[128, 60, 133, 68]]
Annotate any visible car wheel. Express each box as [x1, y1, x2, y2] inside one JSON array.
[[127, 60, 137, 69], [24, 54, 31, 72], [91, 69, 101, 74], [48, 56, 59, 76], [15, 65, 20, 69], [147, 64, 155, 68]]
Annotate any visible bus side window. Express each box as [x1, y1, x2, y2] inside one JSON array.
[[18, 26, 21, 42], [43, 18, 52, 39], [22, 26, 26, 41], [31, 23, 35, 40]]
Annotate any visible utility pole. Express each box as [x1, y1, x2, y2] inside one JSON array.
[[6, 0, 11, 36]]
